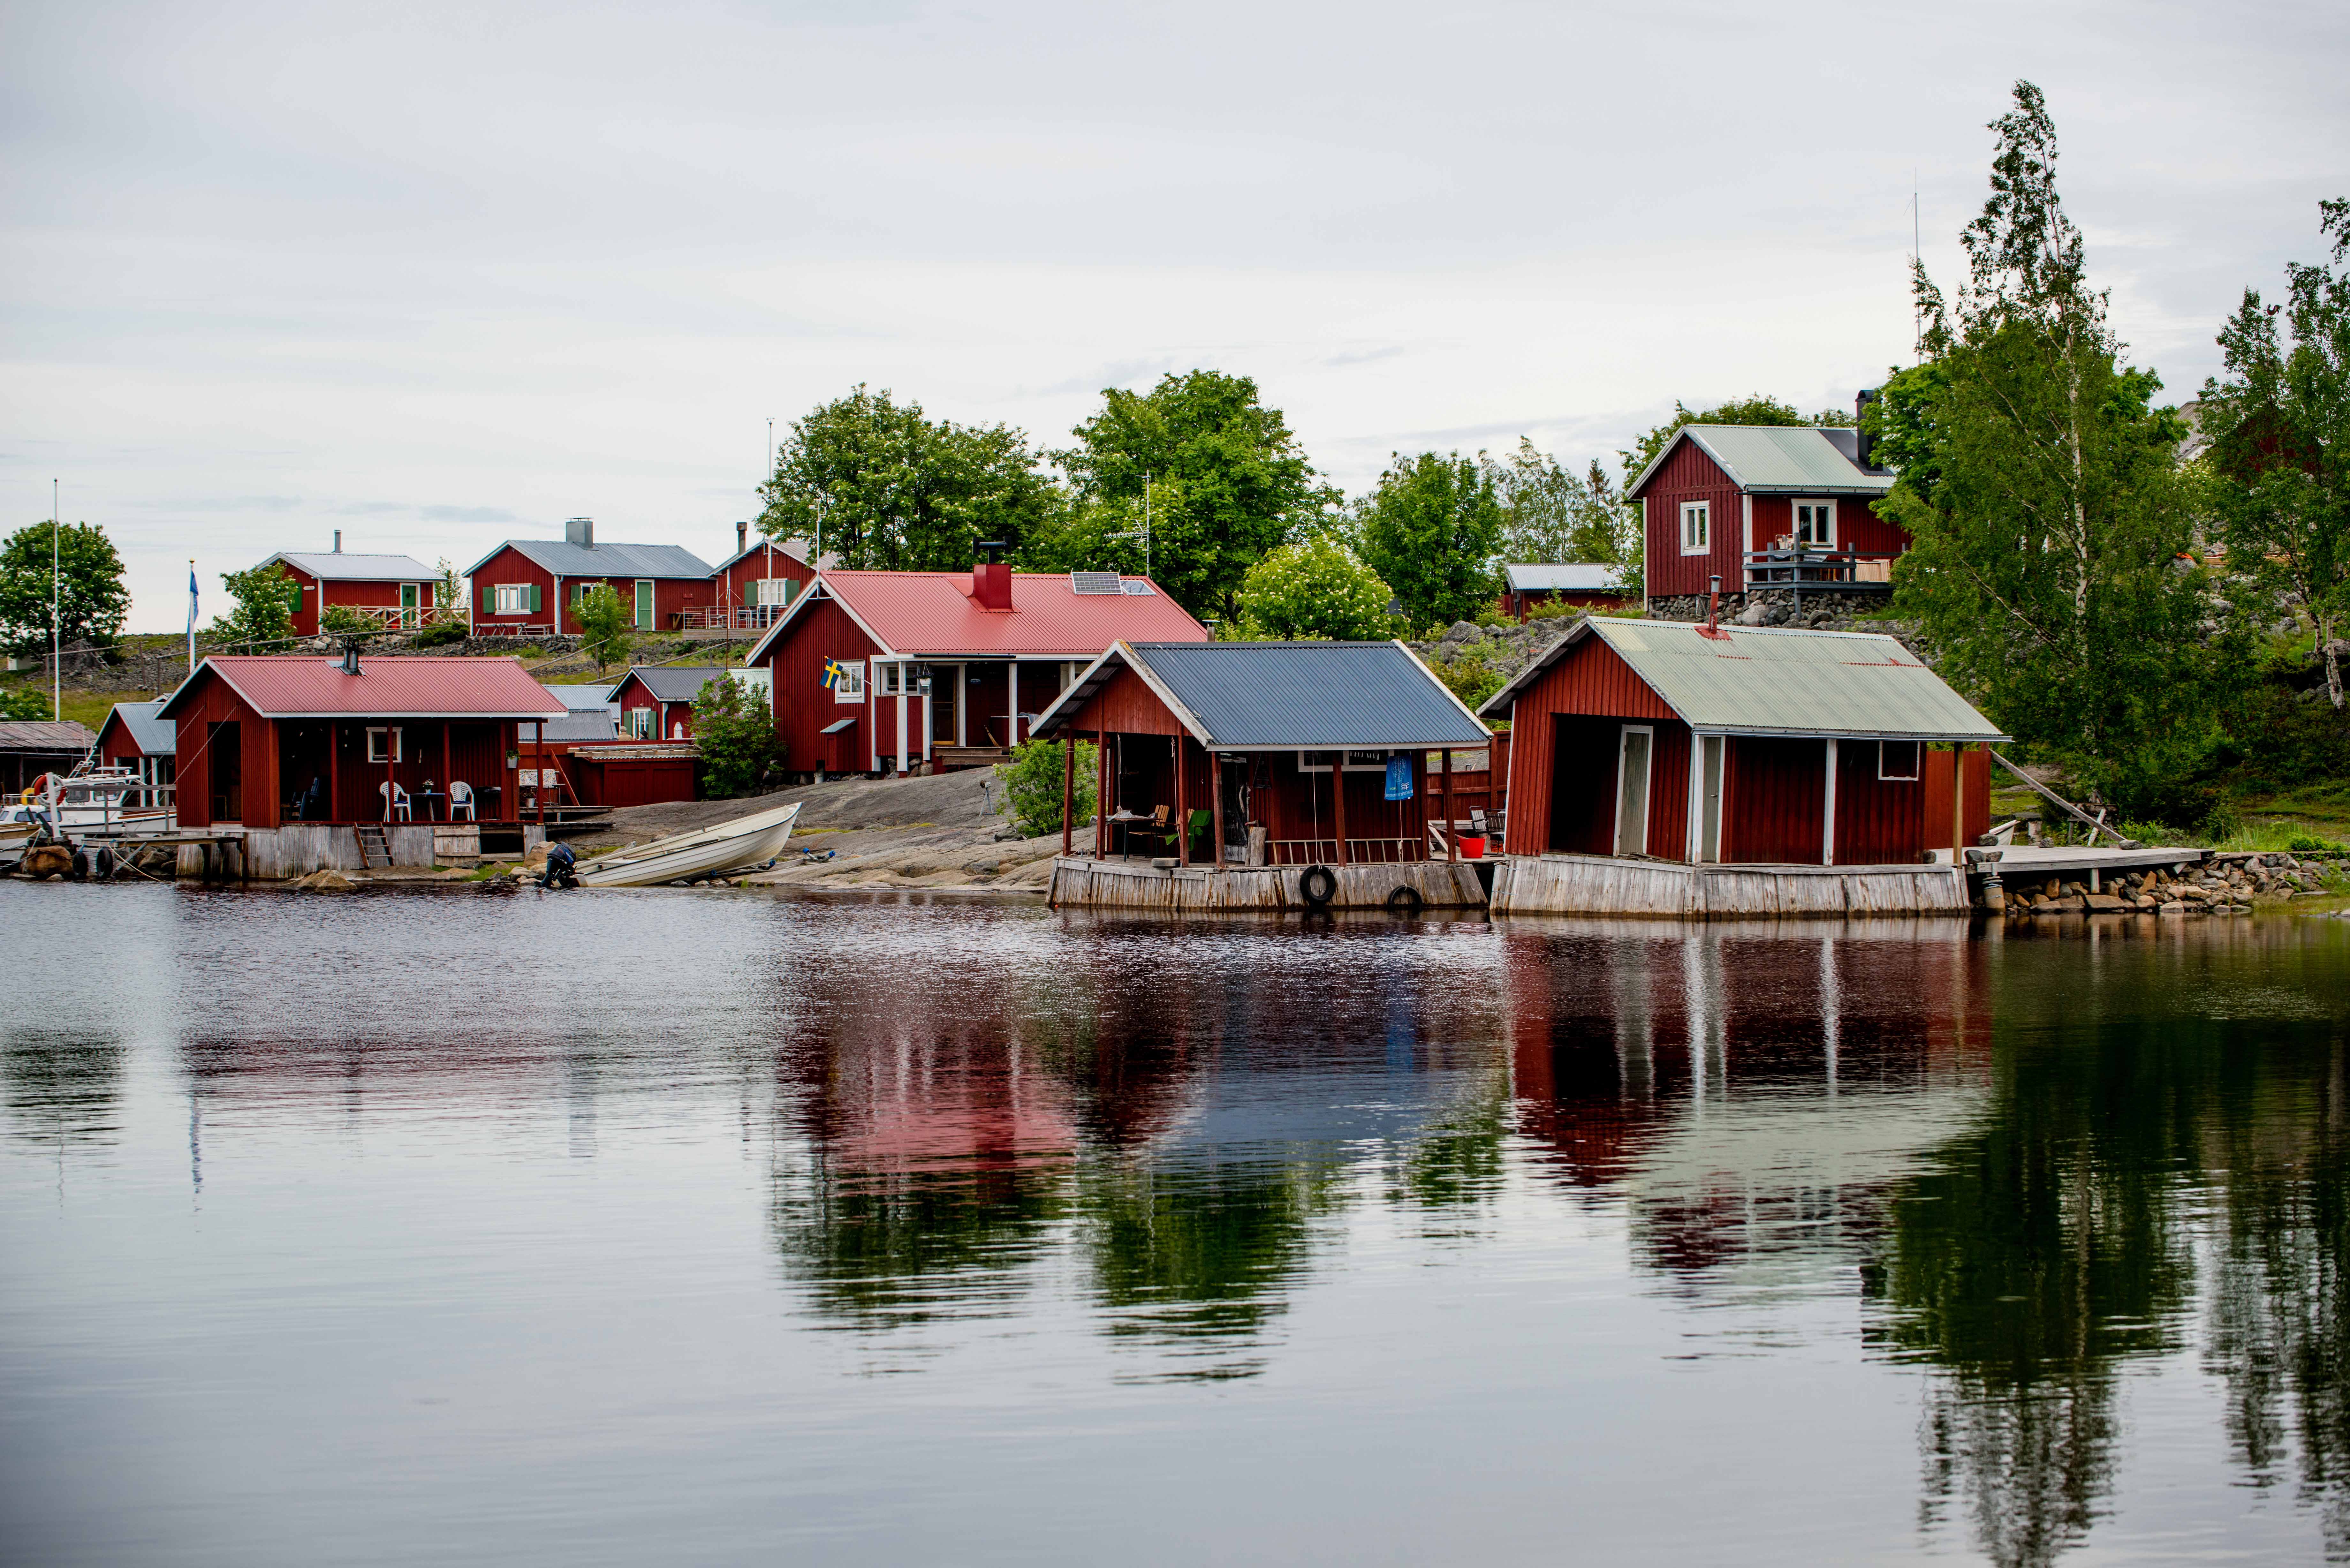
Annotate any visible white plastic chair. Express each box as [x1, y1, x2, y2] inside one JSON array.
[[379, 781, 412, 821], [448, 780, 476, 821]]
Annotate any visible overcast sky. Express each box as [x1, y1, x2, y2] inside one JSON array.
[[6, 0, 2345, 630]]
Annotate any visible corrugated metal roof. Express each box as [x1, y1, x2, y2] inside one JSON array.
[[265, 551, 436, 581], [465, 539, 714, 579], [101, 699, 175, 755], [541, 708, 619, 743], [747, 569, 1207, 663], [0, 720, 96, 752], [1629, 425, 1893, 498], [1479, 618, 2005, 742], [1505, 562, 1627, 592], [159, 656, 566, 720], [614, 666, 731, 703], [542, 683, 622, 712], [1035, 641, 1490, 750]]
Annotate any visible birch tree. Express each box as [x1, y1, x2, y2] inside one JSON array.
[[1874, 82, 2229, 819]]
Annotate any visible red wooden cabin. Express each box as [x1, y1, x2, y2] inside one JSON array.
[[608, 666, 730, 740], [1630, 411, 1901, 607], [743, 555, 1209, 779], [259, 540, 441, 636], [1030, 640, 1491, 867], [1479, 617, 2003, 865], [704, 524, 818, 632], [465, 518, 715, 636], [157, 653, 565, 827], [1499, 563, 1632, 622], [95, 699, 176, 807]]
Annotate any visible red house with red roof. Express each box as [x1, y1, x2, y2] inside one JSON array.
[[743, 553, 1209, 777]]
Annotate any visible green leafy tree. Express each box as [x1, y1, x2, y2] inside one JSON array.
[[319, 604, 376, 637], [1236, 536, 1393, 640], [1482, 439, 1643, 598], [692, 676, 782, 799], [210, 563, 301, 653], [1618, 394, 1851, 488], [758, 385, 1061, 571], [0, 521, 131, 656], [1, 686, 47, 720], [433, 558, 465, 626], [995, 737, 1098, 837], [1355, 451, 1504, 630], [2199, 198, 2350, 709], [573, 584, 633, 674], [1045, 370, 1330, 621], [1874, 81, 2234, 821]]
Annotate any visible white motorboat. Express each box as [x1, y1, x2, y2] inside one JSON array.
[[572, 800, 802, 887], [8, 766, 172, 836]]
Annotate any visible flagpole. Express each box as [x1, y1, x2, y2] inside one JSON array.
[[188, 559, 199, 678], [51, 480, 61, 722]]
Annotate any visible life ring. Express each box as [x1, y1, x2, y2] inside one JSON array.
[[1385, 884, 1425, 914], [1299, 864, 1338, 907]]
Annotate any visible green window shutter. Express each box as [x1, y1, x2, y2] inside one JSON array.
[[482, 585, 495, 613], [528, 584, 542, 613]]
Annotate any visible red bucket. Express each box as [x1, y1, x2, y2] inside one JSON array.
[[1458, 835, 1486, 859]]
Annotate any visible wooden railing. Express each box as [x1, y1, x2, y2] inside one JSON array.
[[1268, 837, 1423, 865], [1741, 547, 1900, 592], [676, 605, 787, 631]]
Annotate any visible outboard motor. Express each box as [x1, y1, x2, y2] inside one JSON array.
[[539, 841, 578, 890]]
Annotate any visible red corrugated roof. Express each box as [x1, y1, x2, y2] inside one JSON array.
[[787, 570, 1207, 657], [159, 656, 567, 719]]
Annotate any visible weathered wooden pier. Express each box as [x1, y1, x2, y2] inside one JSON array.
[[1487, 854, 1966, 918], [1047, 855, 1486, 913]]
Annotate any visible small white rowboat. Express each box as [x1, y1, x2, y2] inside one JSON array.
[[572, 800, 802, 887]]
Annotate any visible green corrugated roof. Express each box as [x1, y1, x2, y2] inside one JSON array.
[[1482, 619, 2006, 742], [1634, 425, 1894, 496]]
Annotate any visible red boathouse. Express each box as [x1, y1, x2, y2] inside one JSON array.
[[1478, 617, 2003, 867]]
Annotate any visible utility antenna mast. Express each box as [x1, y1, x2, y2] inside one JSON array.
[[1912, 179, 1924, 360], [51, 479, 60, 720]]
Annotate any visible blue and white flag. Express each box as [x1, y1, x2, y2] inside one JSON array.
[[187, 566, 199, 630]]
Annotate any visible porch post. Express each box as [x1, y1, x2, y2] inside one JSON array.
[[1951, 742, 1967, 863], [1333, 753, 1349, 865], [441, 724, 452, 824], [1095, 729, 1108, 860], [328, 721, 339, 822], [1175, 737, 1189, 866], [1060, 731, 1075, 856], [1822, 738, 1838, 866], [1209, 750, 1224, 873], [1442, 749, 1455, 862], [1009, 660, 1020, 747], [535, 720, 545, 826]]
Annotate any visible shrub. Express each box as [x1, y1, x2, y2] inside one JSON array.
[[410, 619, 467, 648], [995, 738, 1099, 838], [1236, 537, 1392, 640], [575, 585, 633, 673], [1, 686, 46, 720], [692, 675, 782, 798], [319, 604, 375, 637], [1428, 646, 1503, 711]]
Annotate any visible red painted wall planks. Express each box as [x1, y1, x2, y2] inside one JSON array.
[[1725, 737, 1826, 864], [1639, 440, 1746, 600], [1497, 633, 1675, 856], [759, 595, 882, 773]]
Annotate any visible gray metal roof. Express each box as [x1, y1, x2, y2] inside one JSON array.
[[542, 683, 622, 712], [464, 538, 714, 579], [264, 551, 436, 581], [1034, 641, 1490, 750], [0, 720, 97, 753], [540, 708, 620, 743], [612, 666, 731, 704], [1504, 562, 1627, 592], [1629, 425, 1894, 498], [102, 699, 175, 755], [1479, 618, 2005, 742]]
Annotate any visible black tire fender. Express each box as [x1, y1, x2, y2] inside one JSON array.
[[1299, 864, 1338, 907], [1385, 884, 1424, 914]]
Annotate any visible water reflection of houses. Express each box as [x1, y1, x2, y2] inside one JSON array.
[[1506, 918, 1992, 1284]]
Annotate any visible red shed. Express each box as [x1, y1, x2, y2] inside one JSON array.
[[259, 543, 442, 636], [1030, 639, 1490, 868], [157, 653, 564, 828], [1499, 563, 1633, 622], [1629, 414, 1903, 607], [1478, 617, 2003, 866], [94, 699, 177, 808], [608, 666, 731, 740], [465, 518, 715, 637], [743, 554, 1209, 778]]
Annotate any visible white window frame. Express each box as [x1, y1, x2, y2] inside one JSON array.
[[753, 577, 794, 607], [880, 661, 921, 697], [1879, 740, 1921, 781], [831, 659, 865, 703], [494, 583, 530, 614], [1793, 498, 1837, 548], [625, 707, 655, 739], [366, 726, 403, 763], [1679, 501, 1710, 554]]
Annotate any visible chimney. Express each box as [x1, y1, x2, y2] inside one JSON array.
[[1855, 388, 1879, 470], [736, 520, 748, 556], [1699, 574, 1731, 639], [333, 529, 342, 553], [338, 638, 362, 676], [566, 516, 594, 548], [972, 540, 1012, 611]]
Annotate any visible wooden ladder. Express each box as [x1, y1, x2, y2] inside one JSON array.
[[353, 824, 392, 869]]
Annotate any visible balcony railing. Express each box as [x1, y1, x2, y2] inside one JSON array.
[[1742, 546, 1900, 594], [676, 604, 788, 631]]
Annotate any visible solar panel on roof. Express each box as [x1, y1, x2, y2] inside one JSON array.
[[1119, 580, 1155, 595], [1070, 571, 1123, 595]]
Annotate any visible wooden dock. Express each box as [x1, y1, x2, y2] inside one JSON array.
[[1048, 856, 1487, 912], [1489, 854, 1967, 919]]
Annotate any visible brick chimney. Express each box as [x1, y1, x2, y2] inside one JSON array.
[[736, 520, 748, 556], [972, 541, 1012, 611], [565, 516, 594, 548]]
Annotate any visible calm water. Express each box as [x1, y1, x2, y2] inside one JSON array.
[[3, 883, 2347, 1566]]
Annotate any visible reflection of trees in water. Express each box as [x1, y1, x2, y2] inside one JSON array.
[[1, 1029, 126, 1149]]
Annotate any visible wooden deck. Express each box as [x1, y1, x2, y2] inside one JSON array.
[[1489, 854, 1967, 919], [1048, 856, 1487, 912]]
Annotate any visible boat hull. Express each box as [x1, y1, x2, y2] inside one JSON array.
[[574, 802, 801, 887]]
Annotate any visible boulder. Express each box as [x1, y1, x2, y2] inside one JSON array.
[[2157, 901, 2190, 915], [2082, 893, 2131, 913], [18, 844, 73, 881], [291, 869, 359, 893], [522, 841, 551, 870]]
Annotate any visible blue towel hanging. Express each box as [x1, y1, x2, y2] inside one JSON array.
[[1384, 755, 1413, 802]]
